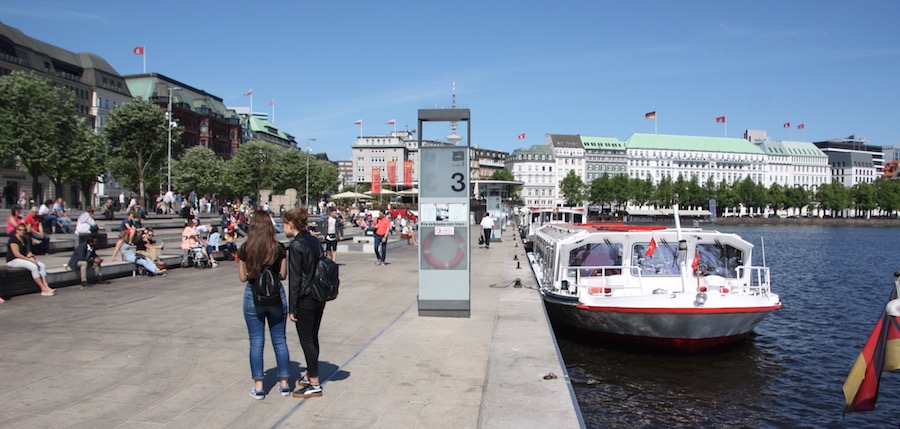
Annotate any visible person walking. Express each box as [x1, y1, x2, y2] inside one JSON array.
[[5, 223, 54, 296], [480, 212, 495, 249], [324, 208, 338, 262], [67, 234, 107, 287], [237, 211, 291, 400], [282, 207, 326, 398], [373, 213, 391, 265]]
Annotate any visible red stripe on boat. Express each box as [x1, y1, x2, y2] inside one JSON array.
[[575, 304, 782, 313]]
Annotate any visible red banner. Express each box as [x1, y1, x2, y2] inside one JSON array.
[[404, 160, 413, 187], [371, 168, 381, 194], [387, 161, 397, 186]]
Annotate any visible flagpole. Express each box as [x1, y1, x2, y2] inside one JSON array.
[[143, 48, 146, 73], [724, 114, 727, 138], [271, 99, 275, 124], [655, 112, 658, 134]]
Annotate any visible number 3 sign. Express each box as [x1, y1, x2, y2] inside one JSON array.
[[420, 147, 468, 199]]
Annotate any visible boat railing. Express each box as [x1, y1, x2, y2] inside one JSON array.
[[735, 266, 772, 295]]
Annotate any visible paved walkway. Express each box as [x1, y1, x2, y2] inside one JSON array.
[[0, 227, 583, 428]]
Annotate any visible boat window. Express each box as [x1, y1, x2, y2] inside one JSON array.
[[695, 243, 743, 278], [566, 242, 622, 278], [631, 241, 682, 276]]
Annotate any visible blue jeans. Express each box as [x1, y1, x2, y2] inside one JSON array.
[[374, 233, 387, 263], [243, 284, 290, 380]]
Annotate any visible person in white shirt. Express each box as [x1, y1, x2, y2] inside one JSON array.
[[75, 207, 99, 234], [480, 212, 495, 249]]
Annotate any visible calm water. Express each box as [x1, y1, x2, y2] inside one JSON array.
[[555, 225, 900, 428]]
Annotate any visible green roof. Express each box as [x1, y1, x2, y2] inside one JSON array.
[[581, 135, 625, 150], [758, 140, 826, 157], [625, 133, 765, 154], [249, 116, 292, 141], [124, 74, 237, 119]]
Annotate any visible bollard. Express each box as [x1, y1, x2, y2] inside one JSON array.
[[514, 254, 518, 260], [516, 261, 521, 269]]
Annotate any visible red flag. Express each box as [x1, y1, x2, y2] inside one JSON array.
[[645, 111, 656, 119], [797, 123, 805, 129], [267, 99, 274, 107], [783, 122, 790, 128], [354, 120, 362, 125], [691, 250, 701, 271], [387, 161, 397, 186], [386, 119, 396, 125], [716, 116, 726, 123], [403, 160, 413, 187], [133, 46, 144, 55], [371, 168, 381, 194], [645, 237, 657, 257], [518, 133, 526, 140], [843, 288, 900, 414], [244, 88, 253, 96]]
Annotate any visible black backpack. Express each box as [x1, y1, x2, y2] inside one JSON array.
[[252, 268, 282, 308], [310, 255, 339, 302]]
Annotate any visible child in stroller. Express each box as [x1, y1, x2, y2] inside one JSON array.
[[180, 217, 216, 268]]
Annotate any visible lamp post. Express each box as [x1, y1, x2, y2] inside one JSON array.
[[166, 86, 182, 192], [305, 138, 316, 206]]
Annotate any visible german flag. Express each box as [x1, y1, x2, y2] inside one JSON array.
[[842, 287, 900, 414], [645, 111, 657, 119]]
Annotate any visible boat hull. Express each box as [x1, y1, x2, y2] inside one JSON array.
[[542, 293, 779, 352]]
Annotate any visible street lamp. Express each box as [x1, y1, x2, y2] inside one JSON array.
[[305, 138, 316, 206], [166, 86, 182, 192]]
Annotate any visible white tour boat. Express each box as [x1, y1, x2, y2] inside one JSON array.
[[518, 206, 585, 252], [528, 211, 781, 351]]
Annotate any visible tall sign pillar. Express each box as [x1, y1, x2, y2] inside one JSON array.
[[417, 108, 471, 317]]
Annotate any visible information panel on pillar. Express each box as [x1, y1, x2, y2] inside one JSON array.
[[418, 145, 470, 314]]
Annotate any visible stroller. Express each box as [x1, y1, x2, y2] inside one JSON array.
[[182, 246, 214, 269]]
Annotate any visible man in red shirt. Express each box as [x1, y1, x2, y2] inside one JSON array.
[[374, 213, 391, 265], [23, 206, 50, 255]]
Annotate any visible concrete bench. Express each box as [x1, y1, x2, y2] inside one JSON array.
[[353, 236, 374, 244]]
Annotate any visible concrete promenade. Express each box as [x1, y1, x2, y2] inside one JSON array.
[[0, 226, 583, 428]]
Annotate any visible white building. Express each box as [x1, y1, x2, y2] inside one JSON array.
[[506, 144, 556, 207]]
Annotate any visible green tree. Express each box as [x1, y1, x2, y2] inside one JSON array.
[[310, 159, 340, 203], [652, 176, 674, 208], [105, 98, 173, 204], [224, 141, 281, 203], [172, 146, 223, 196], [683, 175, 706, 209], [875, 177, 900, 216], [631, 175, 654, 208], [271, 149, 311, 195], [816, 181, 851, 217], [851, 182, 877, 218], [737, 177, 767, 214], [65, 126, 109, 208], [490, 169, 514, 181], [609, 173, 633, 212], [784, 185, 812, 215], [767, 183, 787, 216], [588, 174, 613, 209], [0, 71, 80, 201], [559, 170, 585, 206], [716, 180, 739, 215]]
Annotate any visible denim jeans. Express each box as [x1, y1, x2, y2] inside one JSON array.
[[374, 233, 387, 263], [243, 284, 290, 380]]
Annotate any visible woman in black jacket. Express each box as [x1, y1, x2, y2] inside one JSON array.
[[282, 207, 326, 398]]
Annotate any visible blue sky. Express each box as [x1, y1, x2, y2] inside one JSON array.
[[2, 1, 898, 160]]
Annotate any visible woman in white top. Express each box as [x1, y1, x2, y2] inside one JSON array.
[[75, 207, 99, 234]]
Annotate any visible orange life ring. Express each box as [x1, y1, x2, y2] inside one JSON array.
[[423, 232, 466, 269]]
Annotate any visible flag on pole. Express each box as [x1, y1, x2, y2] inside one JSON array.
[[691, 250, 701, 272], [244, 88, 253, 96], [133, 46, 145, 55], [645, 237, 657, 257], [387, 161, 397, 186], [386, 119, 396, 125], [518, 133, 526, 140], [797, 123, 805, 129], [354, 120, 362, 125], [371, 168, 381, 194], [716, 116, 726, 123], [645, 111, 657, 119], [267, 99, 274, 106], [783, 122, 791, 128], [842, 287, 900, 414], [404, 160, 413, 187]]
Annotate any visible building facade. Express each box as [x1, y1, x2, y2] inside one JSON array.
[[125, 73, 242, 160], [506, 144, 556, 207], [814, 136, 881, 187]]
